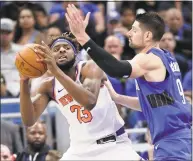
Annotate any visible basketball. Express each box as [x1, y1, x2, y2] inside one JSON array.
[[15, 44, 47, 78]]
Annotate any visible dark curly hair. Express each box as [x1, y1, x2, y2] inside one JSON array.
[[48, 32, 80, 53]]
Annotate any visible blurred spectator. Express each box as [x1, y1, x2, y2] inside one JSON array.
[[50, 2, 99, 45], [118, 7, 136, 59], [33, 4, 49, 31], [45, 26, 62, 45], [107, 10, 122, 34], [165, 8, 192, 57], [159, 31, 189, 78], [1, 18, 23, 96], [104, 35, 123, 60], [49, 1, 105, 34], [45, 150, 62, 161], [165, 8, 191, 40], [16, 121, 50, 161], [0, 74, 14, 98], [0, 144, 14, 161], [135, 1, 159, 13], [0, 2, 29, 21], [79, 1, 105, 34], [13, 7, 43, 45], [120, 7, 135, 30], [1, 120, 23, 154]]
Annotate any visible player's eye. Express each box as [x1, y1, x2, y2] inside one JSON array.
[[54, 47, 60, 52], [65, 46, 70, 50]]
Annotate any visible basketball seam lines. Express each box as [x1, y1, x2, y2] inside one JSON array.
[[18, 52, 42, 74], [28, 47, 47, 70]]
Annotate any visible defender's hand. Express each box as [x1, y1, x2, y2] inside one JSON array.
[[65, 4, 90, 37], [104, 79, 118, 101]]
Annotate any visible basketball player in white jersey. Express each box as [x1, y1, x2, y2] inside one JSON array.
[[19, 33, 142, 160]]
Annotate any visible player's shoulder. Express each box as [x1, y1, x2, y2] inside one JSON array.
[[81, 60, 104, 78], [81, 60, 99, 71]]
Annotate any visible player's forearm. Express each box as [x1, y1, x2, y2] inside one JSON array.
[[54, 69, 97, 110], [114, 94, 141, 111], [20, 80, 36, 126], [77, 36, 132, 78]]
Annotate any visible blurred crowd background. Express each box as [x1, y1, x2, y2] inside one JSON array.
[[0, 1, 192, 161]]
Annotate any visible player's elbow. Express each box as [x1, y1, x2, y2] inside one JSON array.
[[85, 103, 96, 111], [106, 62, 132, 78], [107, 70, 124, 78], [21, 116, 36, 127], [85, 98, 97, 111], [22, 119, 36, 127]]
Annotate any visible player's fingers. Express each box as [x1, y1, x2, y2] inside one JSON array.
[[36, 58, 43, 61], [66, 5, 74, 20], [71, 4, 83, 21], [36, 58, 48, 64], [35, 45, 47, 54], [41, 41, 50, 49], [67, 4, 79, 23], [84, 12, 91, 26], [34, 48, 46, 57], [65, 13, 71, 24]]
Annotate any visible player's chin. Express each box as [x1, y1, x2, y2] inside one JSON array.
[[57, 59, 68, 65]]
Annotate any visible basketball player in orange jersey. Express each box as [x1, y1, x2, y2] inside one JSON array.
[[19, 33, 142, 160]]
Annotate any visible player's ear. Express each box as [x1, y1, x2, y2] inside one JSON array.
[[145, 31, 153, 41]]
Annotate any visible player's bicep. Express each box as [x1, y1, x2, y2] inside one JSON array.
[[128, 53, 161, 78], [128, 59, 147, 78], [82, 61, 104, 99], [82, 77, 102, 97]]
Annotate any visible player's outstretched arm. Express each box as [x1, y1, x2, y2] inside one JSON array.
[[20, 75, 50, 126], [65, 4, 132, 78], [104, 80, 141, 111], [66, 4, 164, 79]]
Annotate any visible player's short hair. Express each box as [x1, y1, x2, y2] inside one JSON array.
[[49, 32, 80, 54], [136, 12, 165, 41]]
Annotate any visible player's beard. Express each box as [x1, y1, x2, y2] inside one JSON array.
[[57, 56, 76, 71], [28, 141, 45, 152]]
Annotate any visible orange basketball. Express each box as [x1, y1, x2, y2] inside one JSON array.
[[15, 44, 47, 78]]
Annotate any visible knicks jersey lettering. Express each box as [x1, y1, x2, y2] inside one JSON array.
[[59, 94, 73, 106], [58, 93, 93, 123]]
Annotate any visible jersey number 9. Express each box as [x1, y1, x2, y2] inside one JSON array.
[[176, 78, 186, 104]]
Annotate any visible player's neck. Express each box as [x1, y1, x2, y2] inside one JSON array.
[[63, 66, 76, 81], [136, 42, 160, 54]]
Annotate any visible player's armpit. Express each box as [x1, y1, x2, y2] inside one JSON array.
[[128, 53, 162, 78]]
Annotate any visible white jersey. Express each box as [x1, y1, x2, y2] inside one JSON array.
[[53, 61, 124, 147]]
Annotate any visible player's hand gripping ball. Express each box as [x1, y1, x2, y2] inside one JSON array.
[[15, 44, 47, 78]]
